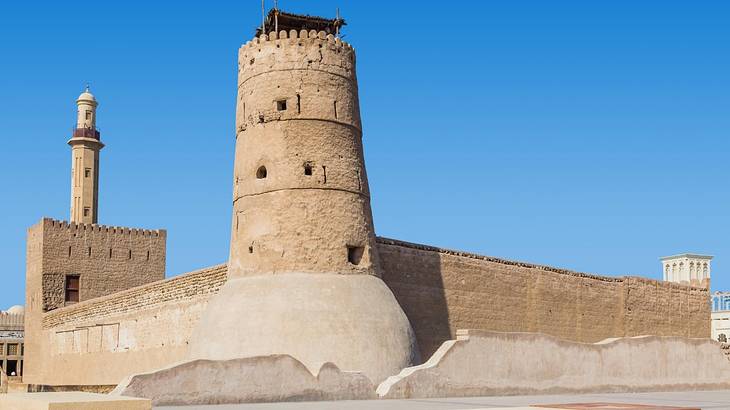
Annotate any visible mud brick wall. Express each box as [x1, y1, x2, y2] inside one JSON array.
[[36, 218, 166, 311], [30, 264, 227, 386], [376, 238, 710, 360]]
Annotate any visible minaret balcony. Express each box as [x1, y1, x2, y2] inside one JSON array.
[[72, 127, 101, 140]]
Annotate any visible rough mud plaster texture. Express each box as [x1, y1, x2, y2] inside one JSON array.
[[377, 238, 711, 360], [230, 30, 378, 278], [377, 330, 730, 399], [25, 218, 167, 385], [190, 30, 418, 386], [112, 355, 375, 406], [27, 258, 226, 386]]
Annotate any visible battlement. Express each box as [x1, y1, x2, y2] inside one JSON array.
[[38, 217, 165, 238], [238, 30, 356, 85], [242, 30, 353, 52], [27, 217, 167, 312]]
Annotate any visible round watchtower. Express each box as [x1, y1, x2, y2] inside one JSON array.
[[230, 30, 377, 277], [191, 28, 418, 384]]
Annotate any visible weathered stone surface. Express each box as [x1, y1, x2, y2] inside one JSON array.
[[0, 392, 150, 410], [190, 274, 418, 385], [377, 238, 711, 360], [25, 218, 167, 385], [230, 31, 377, 278], [112, 355, 375, 406], [27, 265, 226, 386], [377, 330, 730, 399]]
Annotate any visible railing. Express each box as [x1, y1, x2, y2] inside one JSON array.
[[71, 127, 101, 140]]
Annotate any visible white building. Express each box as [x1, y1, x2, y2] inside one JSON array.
[[712, 292, 730, 342], [660, 253, 712, 288]]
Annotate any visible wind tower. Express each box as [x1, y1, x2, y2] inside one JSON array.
[[68, 86, 104, 224], [191, 9, 418, 383]]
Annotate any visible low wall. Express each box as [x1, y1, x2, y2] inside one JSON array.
[[377, 330, 730, 398], [112, 355, 375, 405], [377, 238, 710, 359], [33, 264, 227, 386]]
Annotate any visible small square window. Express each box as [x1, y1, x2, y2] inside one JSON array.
[[7, 344, 18, 356], [84, 168, 91, 178], [85, 111, 92, 120], [83, 208, 90, 217], [347, 246, 364, 265], [276, 99, 287, 111]]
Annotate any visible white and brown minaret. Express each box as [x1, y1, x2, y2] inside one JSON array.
[[68, 86, 104, 224]]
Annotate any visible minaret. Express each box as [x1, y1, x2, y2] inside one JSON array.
[[68, 86, 104, 224], [191, 12, 418, 384]]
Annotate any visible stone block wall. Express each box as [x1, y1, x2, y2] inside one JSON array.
[[376, 238, 711, 360]]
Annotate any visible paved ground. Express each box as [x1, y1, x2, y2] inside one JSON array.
[[156, 390, 730, 410]]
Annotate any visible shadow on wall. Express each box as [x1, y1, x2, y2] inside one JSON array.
[[378, 242, 449, 361]]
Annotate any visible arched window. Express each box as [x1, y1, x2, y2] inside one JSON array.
[[256, 166, 267, 179]]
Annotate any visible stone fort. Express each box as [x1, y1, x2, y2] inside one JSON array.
[[22, 8, 711, 398]]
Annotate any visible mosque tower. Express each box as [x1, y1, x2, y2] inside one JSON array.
[[191, 10, 418, 383], [68, 86, 103, 224]]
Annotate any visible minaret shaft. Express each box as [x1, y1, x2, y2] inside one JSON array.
[[68, 87, 103, 224], [69, 145, 100, 223]]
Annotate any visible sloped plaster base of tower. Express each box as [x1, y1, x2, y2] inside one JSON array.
[[189, 273, 419, 384]]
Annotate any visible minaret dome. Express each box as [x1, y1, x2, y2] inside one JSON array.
[[76, 85, 98, 130]]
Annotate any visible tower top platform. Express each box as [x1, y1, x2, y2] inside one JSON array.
[[255, 9, 345, 37]]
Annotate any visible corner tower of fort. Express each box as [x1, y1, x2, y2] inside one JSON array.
[[229, 29, 376, 277], [190, 21, 419, 384]]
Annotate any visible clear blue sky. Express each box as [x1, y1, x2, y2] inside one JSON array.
[[1, 1, 729, 307]]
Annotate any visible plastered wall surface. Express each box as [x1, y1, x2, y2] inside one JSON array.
[[230, 30, 379, 278], [377, 238, 711, 359], [113, 355, 376, 406], [25, 218, 167, 384], [377, 330, 730, 399], [26, 238, 710, 387], [32, 218, 166, 311], [28, 264, 226, 386]]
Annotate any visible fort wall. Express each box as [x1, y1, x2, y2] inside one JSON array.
[[30, 264, 226, 386], [34, 218, 166, 311], [24, 217, 168, 385], [26, 235, 710, 386], [376, 238, 711, 359]]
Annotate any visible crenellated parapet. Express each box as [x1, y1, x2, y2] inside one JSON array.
[[40, 217, 165, 238], [236, 30, 360, 137], [239, 30, 355, 82]]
